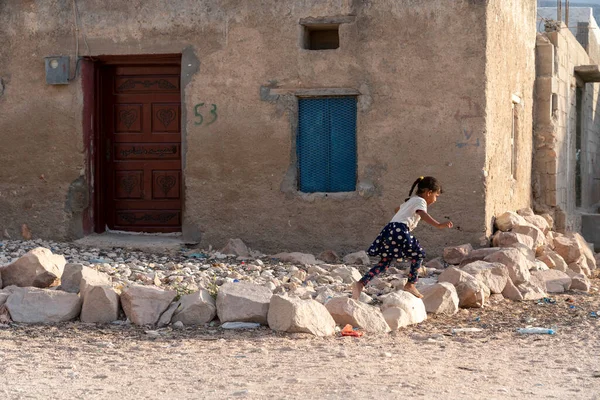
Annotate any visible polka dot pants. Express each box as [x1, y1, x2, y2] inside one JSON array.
[[361, 222, 426, 285]]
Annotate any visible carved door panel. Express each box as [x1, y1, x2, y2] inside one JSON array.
[[101, 62, 182, 232]]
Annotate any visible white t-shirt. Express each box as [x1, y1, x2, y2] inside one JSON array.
[[390, 196, 428, 231]]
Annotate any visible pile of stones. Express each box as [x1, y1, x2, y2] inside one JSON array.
[[422, 208, 597, 315], [0, 208, 597, 336]]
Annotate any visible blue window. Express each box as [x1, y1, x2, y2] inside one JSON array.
[[297, 97, 357, 192]]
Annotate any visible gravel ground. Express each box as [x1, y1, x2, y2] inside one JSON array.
[[1, 239, 599, 399], [1, 287, 599, 400]]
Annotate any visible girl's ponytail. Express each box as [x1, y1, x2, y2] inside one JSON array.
[[405, 176, 424, 202]]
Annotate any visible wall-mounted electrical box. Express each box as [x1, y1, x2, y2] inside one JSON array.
[[44, 56, 70, 84]]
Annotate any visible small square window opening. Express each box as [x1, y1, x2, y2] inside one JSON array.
[[303, 24, 340, 50]]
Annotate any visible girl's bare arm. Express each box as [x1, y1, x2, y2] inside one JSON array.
[[416, 210, 453, 229]]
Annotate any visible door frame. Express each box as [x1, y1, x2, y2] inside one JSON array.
[[82, 54, 183, 235]]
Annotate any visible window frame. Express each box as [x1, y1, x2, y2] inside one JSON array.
[[511, 95, 521, 180], [296, 95, 358, 193]]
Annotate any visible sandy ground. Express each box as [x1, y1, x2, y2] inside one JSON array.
[[1, 289, 599, 400]]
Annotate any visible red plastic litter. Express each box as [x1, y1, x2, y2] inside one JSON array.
[[341, 324, 364, 337]]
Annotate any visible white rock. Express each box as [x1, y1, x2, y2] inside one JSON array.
[[381, 307, 411, 330], [308, 265, 328, 275], [461, 261, 509, 294], [531, 270, 571, 293], [314, 287, 336, 304], [80, 286, 120, 323], [0, 247, 65, 288], [529, 259, 550, 271], [358, 292, 374, 304], [484, 248, 531, 285], [568, 257, 592, 277], [271, 252, 317, 265], [292, 269, 307, 282], [438, 265, 488, 307], [516, 208, 535, 217], [523, 215, 550, 234], [5, 286, 81, 323], [553, 235, 582, 265], [438, 266, 475, 286], [324, 297, 390, 333], [380, 291, 427, 327], [59, 263, 86, 293], [502, 278, 524, 301], [78, 267, 112, 296], [566, 270, 591, 292], [267, 294, 336, 336], [157, 302, 180, 328], [415, 277, 437, 288], [391, 277, 408, 288], [455, 280, 489, 308], [120, 285, 177, 326], [572, 233, 596, 270], [419, 282, 459, 315], [425, 257, 446, 269], [443, 244, 473, 265], [517, 281, 547, 300], [511, 244, 537, 261], [0, 292, 9, 307], [288, 285, 314, 299], [495, 211, 527, 231], [172, 320, 185, 330], [343, 251, 371, 266], [541, 213, 555, 230], [172, 290, 216, 325], [330, 266, 362, 283], [537, 249, 568, 272], [318, 250, 339, 263], [216, 282, 272, 324], [220, 239, 250, 258], [492, 231, 535, 250], [511, 224, 546, 252], [459, 248, 501, 266]]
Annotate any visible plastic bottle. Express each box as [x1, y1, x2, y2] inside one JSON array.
[[516, 327, 556, 335]]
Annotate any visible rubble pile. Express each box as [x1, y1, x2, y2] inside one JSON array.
[[0, 208, 597, 336]]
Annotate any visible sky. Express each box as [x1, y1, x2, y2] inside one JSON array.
[[540, 0, 600, 5], [539, 0, 600, 22]]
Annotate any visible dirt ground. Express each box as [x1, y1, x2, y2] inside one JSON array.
[[1, 287, 599, 400]]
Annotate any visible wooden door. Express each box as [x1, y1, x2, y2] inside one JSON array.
[[100, 60, 182, 232]]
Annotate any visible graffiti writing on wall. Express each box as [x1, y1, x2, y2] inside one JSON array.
[[194, 103, 218, 126], [455, 128, 480, 148], [454, 96, 483, 149]]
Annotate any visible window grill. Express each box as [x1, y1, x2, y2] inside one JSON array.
[[297, 97, 357, 192]]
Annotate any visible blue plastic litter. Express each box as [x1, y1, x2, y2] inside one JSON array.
[[517, 327, 556, 335], [537, 297, 556, 305], [186, 252, 207, 259]]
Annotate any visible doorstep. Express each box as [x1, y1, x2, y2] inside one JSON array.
[[74, 232, 186, 254]]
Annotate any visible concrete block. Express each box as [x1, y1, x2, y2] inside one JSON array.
[[581, 214, 600, 250], [536, 42, 555, 77]]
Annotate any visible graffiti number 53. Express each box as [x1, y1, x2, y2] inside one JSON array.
[[194, 103, 218, 126]]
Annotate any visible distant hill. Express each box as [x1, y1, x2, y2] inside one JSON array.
[[539, 1, 600, 22]]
